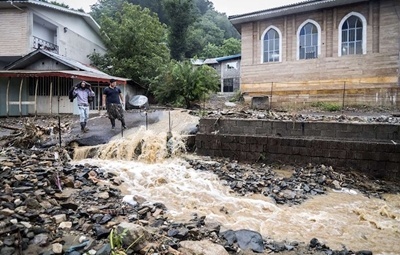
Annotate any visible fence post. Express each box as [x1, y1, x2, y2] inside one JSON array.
[[270, 82, 273, 109], [342, 81, 346, 112]]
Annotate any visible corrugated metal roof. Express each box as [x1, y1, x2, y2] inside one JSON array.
[[0, 0, 101, 36], [215, 54, 241, 62], [191, 59, 204, 65], [203, 54, 241, 65], [229, 0, 368, 26], [5, 49, 105, 75], [1, 49, 129, 83], [0, 70, 129, 83], [203, 58, 218, 65]]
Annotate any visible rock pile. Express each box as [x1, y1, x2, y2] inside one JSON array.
[[194, 109, 400, 124], [1, 146, 381, 255], [187, 158, 400, 205], [0, 116, 72, 148]]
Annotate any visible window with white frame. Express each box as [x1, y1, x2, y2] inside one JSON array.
[[341, 15, 363, 55], [299, 22, 318, 59], [263, 28, 280, 62]]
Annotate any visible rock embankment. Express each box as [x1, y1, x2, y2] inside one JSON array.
[[0, 145, 386, 255], [187, 158, 399, 205]]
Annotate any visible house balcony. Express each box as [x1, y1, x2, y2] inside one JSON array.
[[33, 36, 59, 54]]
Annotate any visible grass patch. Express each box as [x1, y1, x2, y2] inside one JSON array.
[[229, 90, 243, 102], [311, 102, 342, 112]]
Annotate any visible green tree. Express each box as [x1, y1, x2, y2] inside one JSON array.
[[193, 0, 213, 16], [90, 0, 239, 59], [199, 38, 241, 58], [220, 38, 241, 55], [164, 0, 196, 60], [89, 3, 170, 90], [129, 0, 168, 24], [200, 43, 222, 58], [90, 0, 126, 22], [151, 60, 219, 108]]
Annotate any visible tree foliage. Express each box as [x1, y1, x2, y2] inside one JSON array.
[[163, 0, 196, 60], [89, 3, 170, 90], [151, 60, 219, 108], [124, 0, 168, 24], [185, 13, 225, 58], [90, 0, 240, 59], [90, 0, 126, 21], [200, 38, 241, 58]]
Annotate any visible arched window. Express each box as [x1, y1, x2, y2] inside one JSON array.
[[339, 13, 366, 56], [262, 27, 281, 63], [299, 22, 319, 59]]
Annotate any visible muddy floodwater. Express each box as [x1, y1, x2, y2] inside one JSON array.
[[73, 110, 400, 255]]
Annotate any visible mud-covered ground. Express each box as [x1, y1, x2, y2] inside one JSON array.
[[0, 96, 399, 255]]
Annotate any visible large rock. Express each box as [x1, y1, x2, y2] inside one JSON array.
[[179, 240, 229, 255], [221, 229, 264, 253], [117, 222, 149, 250]]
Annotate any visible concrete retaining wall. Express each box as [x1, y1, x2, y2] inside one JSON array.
[[195, 118, 400, 181]]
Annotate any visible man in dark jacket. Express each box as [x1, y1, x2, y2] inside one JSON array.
[[102, 79, 126, 130], [73, 81, 95, 132]]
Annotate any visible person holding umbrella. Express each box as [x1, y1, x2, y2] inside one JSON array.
[[102, 79, 127, 130]]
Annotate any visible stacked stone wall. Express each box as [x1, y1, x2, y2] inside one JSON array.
[[195, 118, 400, 181]]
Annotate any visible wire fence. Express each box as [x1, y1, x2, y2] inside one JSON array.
[[246, 81, 400, 110]]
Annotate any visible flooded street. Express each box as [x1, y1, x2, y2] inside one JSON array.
[[72, 157, 400, 255], [71, 110, 400, 255]]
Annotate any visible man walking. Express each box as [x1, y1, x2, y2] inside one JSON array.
[[73, 81, 95, 132], [102, 79, 127, 130]]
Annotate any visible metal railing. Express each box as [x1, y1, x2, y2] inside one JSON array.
[[33, 36, 59, 53]]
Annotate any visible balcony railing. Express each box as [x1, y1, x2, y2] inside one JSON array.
[[33, 36, 59, 54]]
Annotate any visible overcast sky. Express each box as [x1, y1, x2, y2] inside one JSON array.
[[60, 0, 299, 16]]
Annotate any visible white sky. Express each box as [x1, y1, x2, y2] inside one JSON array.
[[60, 0, 299, 16]]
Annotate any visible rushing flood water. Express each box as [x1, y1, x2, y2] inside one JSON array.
[[72, 110, 400, 254]]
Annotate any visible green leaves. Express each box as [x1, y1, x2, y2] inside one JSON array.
[[151, 60, 219, 108], [200, 38, 241, 58], [164, 0, 196, 60], [89, 2, 170, 90]]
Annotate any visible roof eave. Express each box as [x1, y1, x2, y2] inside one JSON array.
[[0, 70, 129, 84], [9, 0, 101, 36], [229, 0, 368, 25]]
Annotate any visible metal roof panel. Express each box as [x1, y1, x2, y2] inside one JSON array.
[[229, 0, 368, 25]]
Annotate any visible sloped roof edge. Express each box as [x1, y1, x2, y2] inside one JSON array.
[[5, 0, 101, 35], [0, 70, 129, 84], [5, 49, 78, 71], [229, 0, 368, 25], [215, 54, 241, 62], [4, 49, 118, 78]]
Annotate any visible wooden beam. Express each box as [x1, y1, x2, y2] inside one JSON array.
[[35, 78, 38, 116], [9, 101, 35, 105], [97, 81, 100, 112], [18, 78, 23, 117], [6, 78, 10, 117], [49, 81, 53, 115]]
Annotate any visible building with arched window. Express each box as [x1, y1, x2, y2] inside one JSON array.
[[230, 0, 400, 108]]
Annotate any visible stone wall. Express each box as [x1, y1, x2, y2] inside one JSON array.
[[195, 118, 400, 181], [238, 0, 400, 107]]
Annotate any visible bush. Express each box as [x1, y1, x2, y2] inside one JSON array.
[[150, 60, 220, 109], [311, 102, 341, 112]]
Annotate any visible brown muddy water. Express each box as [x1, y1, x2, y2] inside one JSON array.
[[73, 110, 400, 255]]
